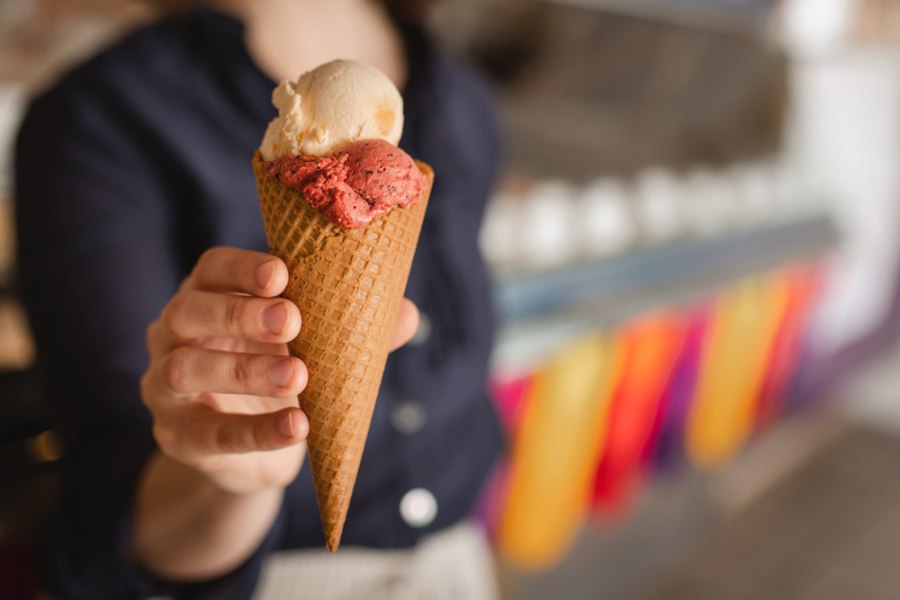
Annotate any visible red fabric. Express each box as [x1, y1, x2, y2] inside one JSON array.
[[591, 315, 686, 515], [755, 267, 821, 427]]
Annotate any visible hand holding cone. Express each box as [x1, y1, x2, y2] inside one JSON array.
[[253, 60, 432, 551]]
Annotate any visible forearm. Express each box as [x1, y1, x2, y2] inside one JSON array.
[[131, 451, 283, 582]]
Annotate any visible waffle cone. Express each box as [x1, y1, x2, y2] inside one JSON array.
[[252, 152, 431, 551]]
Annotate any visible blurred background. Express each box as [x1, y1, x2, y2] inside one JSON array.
[[3, 0, 900, 598]]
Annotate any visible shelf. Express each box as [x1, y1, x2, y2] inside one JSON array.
[[493, 214, 839, 369]]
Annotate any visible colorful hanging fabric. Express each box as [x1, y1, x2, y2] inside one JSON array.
[[475, 372, 539, 537], [591, 313, 686, 515], [490, 371, 537, 434], [471, 460, 509, 540], [499, 334, 624, 570], [643, 305, 709, 471], [755, 266, 821, 428], [686, 276, 792, 466]]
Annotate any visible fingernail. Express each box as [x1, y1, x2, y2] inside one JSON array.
[[256, 260, 276, 289], [278, 411, 294, 438], [263, 302, 287, 334], [269, 358, 294, 387]]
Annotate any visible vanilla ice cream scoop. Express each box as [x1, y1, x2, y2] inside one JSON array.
[[259, 60, 403, 160]]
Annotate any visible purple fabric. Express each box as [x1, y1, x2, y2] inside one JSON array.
[[790, 254, 900, 411], [644, 306, 709, 472]]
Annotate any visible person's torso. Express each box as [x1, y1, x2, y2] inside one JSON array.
[[79, 8, 506, 548]]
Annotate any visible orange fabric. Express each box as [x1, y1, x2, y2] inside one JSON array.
[[755, 266, 820, 427], [591, 314, 686, 514]]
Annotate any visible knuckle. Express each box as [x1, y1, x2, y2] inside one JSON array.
[[139, 373, 154, 404], [227, 252, 245, 281], [223, 297, 247, 333], [146, 319, 169, 353], [152, 422, 179, 456], [252, 420, 270, 450], [233, 354, 257, 390], [196, 247, 219, 274], [215, 423, 240, 453], [193, 293, 219, 331], [161, 293, 186, 332], [162, 347, 192, 392]]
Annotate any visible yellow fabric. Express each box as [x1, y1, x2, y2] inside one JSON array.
[[687, 275, 792, 466], [499, 334, 624, 569]]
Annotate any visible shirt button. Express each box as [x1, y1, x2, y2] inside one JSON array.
[[391, 401, 427, 434], [408, 312, 432, 346], [399, 488, 438, 528]]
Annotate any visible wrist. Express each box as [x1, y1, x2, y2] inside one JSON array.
[[156, 451, 286, 498], [133, 452, 286, 581]]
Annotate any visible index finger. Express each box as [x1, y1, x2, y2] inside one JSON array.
[[184, 247, 288, 298]]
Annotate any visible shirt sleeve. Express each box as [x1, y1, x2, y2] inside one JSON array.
[[15, 78, 283, 599]]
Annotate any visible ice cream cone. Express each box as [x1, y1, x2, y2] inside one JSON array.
[[252, 151, 432, 551]]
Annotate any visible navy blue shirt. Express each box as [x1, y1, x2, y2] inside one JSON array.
[[15, 8, 503, 598]]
